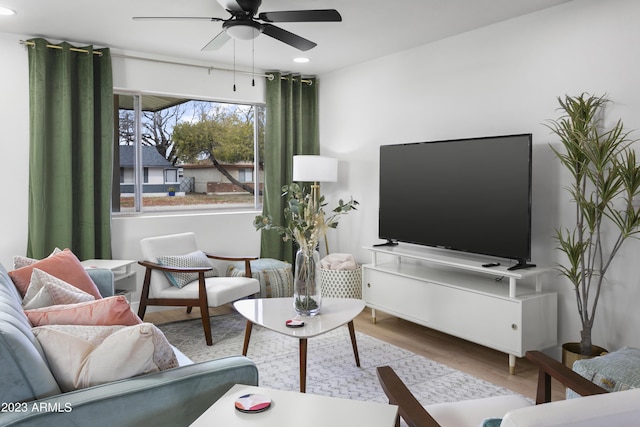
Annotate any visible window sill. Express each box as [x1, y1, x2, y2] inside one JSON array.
[[112, 206, 261, 219]]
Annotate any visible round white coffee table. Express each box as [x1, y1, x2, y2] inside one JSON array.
[[233, 297, 365, 393]]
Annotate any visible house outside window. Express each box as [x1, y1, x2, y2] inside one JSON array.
[[113, 93, 264, 213], [238, 168, 253, 183]]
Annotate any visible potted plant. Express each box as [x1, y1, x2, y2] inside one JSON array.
[[254, 183, 358, 315], [167, 187, 176, 196], [548, 93, 640, 364]]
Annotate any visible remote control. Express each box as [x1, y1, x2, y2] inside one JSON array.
[[482, 262, 501, 268]]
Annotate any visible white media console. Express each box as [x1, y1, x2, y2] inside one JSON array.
[[361, 245, 557, 373]]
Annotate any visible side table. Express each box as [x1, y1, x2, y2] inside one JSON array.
[[190, 384, 398, 427], [80, 259, 136, 300]]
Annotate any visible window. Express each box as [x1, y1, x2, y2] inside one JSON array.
[[238, 168, 253, 183], [113, 93, 265, 213]]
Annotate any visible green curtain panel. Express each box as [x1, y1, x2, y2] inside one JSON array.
[[261, 73, 319, 263], [27, 38, 113, 260]]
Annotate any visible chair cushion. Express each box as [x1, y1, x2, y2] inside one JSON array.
[[157, 250, 219, 288], [501, 388, 640, 427], [25, 295, 142, 327], [426, 394, 531, 427], [22, 269, 95, 309], [33, 323, 178, 391], [155, 276, 260, 306], [8, 249, 102, 299]]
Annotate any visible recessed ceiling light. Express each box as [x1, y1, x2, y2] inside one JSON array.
[[0, 7, 16, 16], [293, 57, 310, 63]]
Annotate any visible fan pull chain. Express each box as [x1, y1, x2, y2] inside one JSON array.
[[252, 38, 255, 87], [233, 39, 237, 92]]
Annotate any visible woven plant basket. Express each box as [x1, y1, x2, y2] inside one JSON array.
[[320, 266, 362, 299]]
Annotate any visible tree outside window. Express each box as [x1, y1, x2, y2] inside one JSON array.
[[113, 93, 264, 213]]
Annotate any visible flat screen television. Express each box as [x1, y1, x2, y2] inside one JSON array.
[[378, 133, 534, 270]]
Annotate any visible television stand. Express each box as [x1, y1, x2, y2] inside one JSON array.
[[361, 245, 557, 374], [372, 239, 398, 247], [507, 260, 537, 271]]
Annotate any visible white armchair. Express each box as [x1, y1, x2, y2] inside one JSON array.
[[138, 232, 260, 345], [376, 351, 640, 427]]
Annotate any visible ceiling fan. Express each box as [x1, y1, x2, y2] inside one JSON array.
[[133, 0, 342, 52]]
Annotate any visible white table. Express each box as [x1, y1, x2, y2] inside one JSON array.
[[80, 259, 136, 299], [233, 297, 366, 393], [190, 384, 398, 427]]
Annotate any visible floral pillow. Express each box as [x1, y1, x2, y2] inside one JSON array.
[[157, 250, 219, 288], [33, 323, 178, 391], [22, 269, 95, 310]]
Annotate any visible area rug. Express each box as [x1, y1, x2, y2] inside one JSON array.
[[158, 312, 526, 407]]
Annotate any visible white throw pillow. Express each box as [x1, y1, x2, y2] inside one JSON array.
[[23, 268, 95, 309], [33, 323, 178, 392]]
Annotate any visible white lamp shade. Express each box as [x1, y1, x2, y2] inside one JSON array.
[[292, 155, 338, 182]]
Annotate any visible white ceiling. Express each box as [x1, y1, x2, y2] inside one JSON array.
[[1, 0, 571, 75]]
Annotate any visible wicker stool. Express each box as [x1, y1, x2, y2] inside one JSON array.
[[227, 258, 293, 298], [320, 266, 362, 299]]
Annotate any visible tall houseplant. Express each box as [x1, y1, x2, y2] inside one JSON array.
[[254, 183, 358, 314], [548, 93, 640, 357]]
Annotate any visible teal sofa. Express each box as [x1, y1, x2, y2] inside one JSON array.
[[0, 262, 258, 426]]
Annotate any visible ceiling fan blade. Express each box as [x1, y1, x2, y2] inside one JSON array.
[[259, 9, 341, 23], [133, 16, 224, 22], [262, 24, 316, 51], [201, 31, 232, 51], [217, 0, 260, 13]]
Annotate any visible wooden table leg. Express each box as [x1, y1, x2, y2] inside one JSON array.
[[299, 338, 307, 393], [347, 320, 361, 367], [242, 320, 253, 356]]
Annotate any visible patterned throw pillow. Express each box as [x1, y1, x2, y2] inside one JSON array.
[[8, 249, 102, 299], [23, 269, 95, 309], [32, 323, 178, 391], [157, 250, 219, 288], [13, 248, 63, 269]]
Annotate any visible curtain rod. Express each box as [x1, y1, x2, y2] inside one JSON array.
[[20, 40, 103, 56], [20, 40, 313, 85], [112, 53, 313, 85]]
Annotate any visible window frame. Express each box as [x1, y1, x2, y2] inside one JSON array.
[[113, 90, 264, 215]]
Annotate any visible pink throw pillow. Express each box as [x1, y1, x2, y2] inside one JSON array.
[[25, 296, 142, 327], [8, 249, 102, 299]]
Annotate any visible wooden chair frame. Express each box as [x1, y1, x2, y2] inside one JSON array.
[[138, 253, 257, 346], [377, 350, 609, 427]]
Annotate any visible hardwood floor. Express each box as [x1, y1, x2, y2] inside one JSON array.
[[145, 305, 565, 402]]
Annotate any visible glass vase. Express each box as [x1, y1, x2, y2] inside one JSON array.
[[293, 248, 322, 316]]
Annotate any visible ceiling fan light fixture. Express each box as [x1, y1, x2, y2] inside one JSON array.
[[223, 20, 263, 40]]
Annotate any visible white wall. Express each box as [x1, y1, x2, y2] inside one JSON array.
[[0, 33, 30, 268], [318, 0, 640, 355], [0, 33, 264, 308]]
